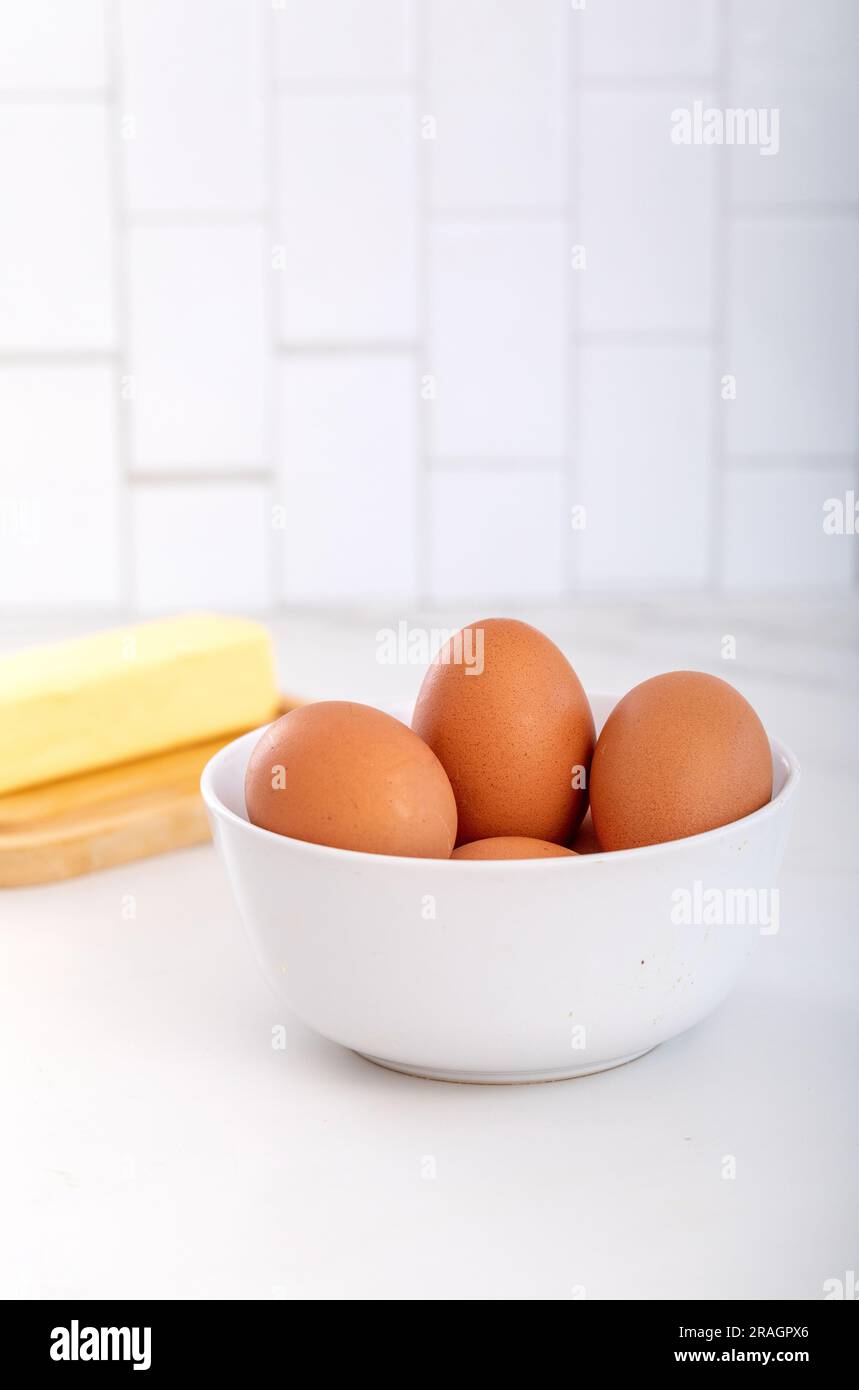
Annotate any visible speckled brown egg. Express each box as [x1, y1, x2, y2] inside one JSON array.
[[245, 701, 457, 857], [411, 618, 595, 846], [452, 837, 578, 860], [589, 671, 772, 851], [572, 809, 601, 855]]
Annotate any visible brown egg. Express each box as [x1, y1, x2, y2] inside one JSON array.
[[590, 671, 772, 851], [572, 808, 601, 855], [452, 837, 578, 860], [412, 618, 595, 846], [245, 701, 457, 858]]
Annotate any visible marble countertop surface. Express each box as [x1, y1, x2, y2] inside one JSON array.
[[1, 599, 856, 1299]]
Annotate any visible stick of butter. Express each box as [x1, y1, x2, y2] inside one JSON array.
[[0, 612, 281, 795]]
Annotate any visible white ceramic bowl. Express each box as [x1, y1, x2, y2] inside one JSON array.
[[201, 695, 799, 1085]]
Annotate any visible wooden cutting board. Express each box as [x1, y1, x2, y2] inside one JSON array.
[[0, 699, 299, 888]]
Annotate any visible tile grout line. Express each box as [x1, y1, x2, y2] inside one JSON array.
[[0, 327, 737, 368], [268, 73, 727, 98], [573, 74, 727, 91], [264, 3, 280, 611], [431, 206, 571, 221], [0, 326, 737, 369], [723, 453, 859, 470], [415, 0, 430, 608], [855, 206, 859, 590], [89, 455, 859, 485], [565, 0, 582, 598], [709, 1, 731, 594], [729, 202, 859, 220], [124, 210, 268, 227], [129, 469, 273, 485], [429, 456, 567, 471], [0, 351, 119, 365], [0, 88, 112, 102], [105, 0, 133, 617], [273, 78, 415, 95], [276, 340, 421, 355]]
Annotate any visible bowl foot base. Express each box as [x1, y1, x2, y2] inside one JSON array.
[[355, 1046, 656, 1085]]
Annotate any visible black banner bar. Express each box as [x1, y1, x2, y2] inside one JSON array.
[[2, 1298, 853, 1376]]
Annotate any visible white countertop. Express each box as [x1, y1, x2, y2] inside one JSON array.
[[1, 600, 857, 1300]]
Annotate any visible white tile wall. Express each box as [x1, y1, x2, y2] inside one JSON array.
[[727, 219, 859, 457], [120, 0, 266, 214], [427, 0, 565, 211], [427, 467, 564, 602], [274, 0, 415, 83], [0, 1, 855, 612], [276, 91, 418, 343], [580, 0, 718, 78], [128, 225, 268, 470], [729, 0, 859, 206], [0, 0, 107, 91], [579, 346, 713, 589], [0, 366, 120, 607], [580, 89, 717, 333], [723, 466, 856, 591], [0, 104, 115, 350], [131, 483, 270, 612], [277, 354, 417, 602], [429, 221, 567, 459]]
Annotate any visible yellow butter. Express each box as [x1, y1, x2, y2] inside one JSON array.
[[0, 612, 280, 795]]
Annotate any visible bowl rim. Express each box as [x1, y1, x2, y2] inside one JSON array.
[[200, 693, 801, 872]]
